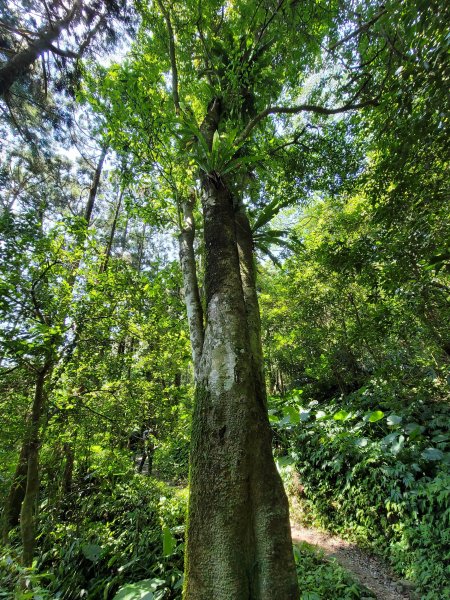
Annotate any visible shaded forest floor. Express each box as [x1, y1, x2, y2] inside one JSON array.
[[133, 457, 420, 600], [291, 521, 417, 600]]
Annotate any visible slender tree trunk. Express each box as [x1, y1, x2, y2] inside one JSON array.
[[61, 442, 75, 498], [2, 440, 29, 543], [178, 195, 204, 377], [136, 224, 146, 273], [120, 215, 129, 256], [147, 445, 154, 476], [84, 146, 108, 225], [184, 177, 298, 599], [100, 188, 124, 273], [137, 451, 147, 473], [20, 364, 51, 567]]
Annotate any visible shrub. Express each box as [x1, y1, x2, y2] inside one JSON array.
[[272, 389, 450, 600]]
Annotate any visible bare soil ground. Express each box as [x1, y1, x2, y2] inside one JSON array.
[[291, 522, 418, 600]]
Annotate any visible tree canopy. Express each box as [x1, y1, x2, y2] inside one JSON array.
[[0, 0, 449, 599]]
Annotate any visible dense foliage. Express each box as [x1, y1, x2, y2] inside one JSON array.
[[1, 0, 449, 598], [1, 475, 187, 599], [262, 64, 449, 594]]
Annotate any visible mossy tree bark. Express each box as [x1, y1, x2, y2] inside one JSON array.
[[181, 101, 298, 597], [2, 440, 29, 543], [183, 175, 298, 599]]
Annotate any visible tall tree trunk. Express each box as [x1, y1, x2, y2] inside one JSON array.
[[20, 364, 51, 567], [100, 188, 124, 273], [136, 223, 146, 273], [184, 177, 298, 599], [235, 204, 265, 402], [61, 442, 75, 498], [178, 195, 204, 378], [235, 203, 298, 598], [2, 149, 106, 560], [84, 146, 108, 225], [2, 440, 29, 543]]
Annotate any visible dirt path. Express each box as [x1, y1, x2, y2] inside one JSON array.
[[291, 522, 417, 600]]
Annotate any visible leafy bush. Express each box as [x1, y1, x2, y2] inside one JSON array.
[[153, 437, 190, 484], [272, 388, 450, 600]]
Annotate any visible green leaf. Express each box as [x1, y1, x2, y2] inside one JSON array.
[[421, 447, 444, 461], [82, 543, 102, 563], [381, 432, 398, 447], [276, 455, 296, 468], [117, 558, 139, 573], [404, 423, 425, 439], [221, 153, 263, 175], [333, 410, 349, 421], [162, 526, 176, 556], [368, 410, 384, 422], [354, 437, 368, 447], [173, 576, 184, 590], [112, 580, 155, 600], [391, 434, 405, 455], [252, 197, 292, 232], [387, 414, 402, 426], [278, 415, 292, 427], [432, 433, 449, 443], [300, 410, 311, 422], [212, 130, 220, 154], [284, 406, 300, 424]]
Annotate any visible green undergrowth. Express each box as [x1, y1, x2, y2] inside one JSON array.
[[0, 467, 381, 600], [104, 540, 376, 600], [0, 474, 187, 599], [295, 541, 375, 600], [273, 383, 450, 600]]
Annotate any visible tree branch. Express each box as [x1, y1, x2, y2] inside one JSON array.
[[253, 0, 285, 48], [84, 145, 108, 225], [328, 8, 387, 52], [47, 43, 78, 59], [0, 0, 82, 96], [156, 0, 180, 114], [48, 12, 104, 60], [235, 97, 378, 146], [268, 125, 311, 155], [178, 194, 204, 378]]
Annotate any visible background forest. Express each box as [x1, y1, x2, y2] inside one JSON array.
[[0, 0, 449, 599]]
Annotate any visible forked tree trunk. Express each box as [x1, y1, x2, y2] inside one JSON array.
[[183, 177, 298, 599]]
